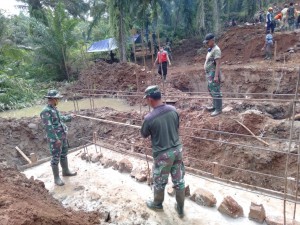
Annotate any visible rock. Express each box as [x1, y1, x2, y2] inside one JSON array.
[[28, 123, 38, 130], [266, 216, 300, 225], [185, 185, 191, 197], [118, 158, 133, 173], [90, 192, 101, 201], [91, 153, 103, 163], [190, 188, 216, 207], [248, 202, 266, 223], [167, 186, 175, 196], [112, 160, 119, 170], [100, 157, 114, 168], [80, 153, 87, 160], [130, 168, 147, 182], [218, 196, 243, 218], [73, 185, 85, 191], [135, 173, 147, 182], [130, 168, 139, 178], [85, 153, 93, 162], [103, 159, 117, 168], [223, 106, 233, 113]]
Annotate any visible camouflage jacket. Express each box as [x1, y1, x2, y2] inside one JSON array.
[[40, 104, 72, 142]]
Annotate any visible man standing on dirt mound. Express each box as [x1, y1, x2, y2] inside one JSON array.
[[154, 46, 171, 81], [203, 33, 223, 117], [141, 85, 185, 218], [40, 90, 77, 186]]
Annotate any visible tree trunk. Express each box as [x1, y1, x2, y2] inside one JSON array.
[[197, 0, 205, 35], [213, 0, 220, 34], [118, 6, 127, 62]]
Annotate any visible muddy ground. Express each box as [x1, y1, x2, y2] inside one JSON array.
[[0, 25, 300, 224]]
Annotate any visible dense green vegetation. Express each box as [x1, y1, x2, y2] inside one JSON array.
[[0, 0, 284, 110]]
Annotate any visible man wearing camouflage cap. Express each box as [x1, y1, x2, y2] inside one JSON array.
[[141, 85, 185, 218], [40, 90, 77, 186]]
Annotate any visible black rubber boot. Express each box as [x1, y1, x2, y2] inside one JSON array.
[[211, 98, 222, 117], [146, 190, 164, 211], [206, 99, 215, 112], [51, 165, 64, 186], [60, 158, 77, 176], [175, 189, 185, 218]]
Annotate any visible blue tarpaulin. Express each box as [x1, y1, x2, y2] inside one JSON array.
[[87, 35, 141, 53], [87, 37, 117, 53]]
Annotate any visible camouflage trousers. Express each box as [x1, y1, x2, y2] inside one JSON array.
[[49, 138, 68, 166], [206, 71, 222, 98], [153, 147, 185, 192]]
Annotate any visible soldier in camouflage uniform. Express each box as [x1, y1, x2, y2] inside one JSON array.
[[40, 90, 77, 186], [141, 85, 185, 218], [203, 33, 223, 117]]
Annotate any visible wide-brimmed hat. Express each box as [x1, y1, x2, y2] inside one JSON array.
[[203, 33, 215, 44], [44, 90, 63, 99], [143, 85, 161, 99]]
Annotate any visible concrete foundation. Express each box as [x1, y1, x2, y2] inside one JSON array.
[[24, 145, 299, 225]]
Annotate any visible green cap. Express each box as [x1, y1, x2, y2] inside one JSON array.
[[44, 90, 63, 99], [143, 85, 161, 99]]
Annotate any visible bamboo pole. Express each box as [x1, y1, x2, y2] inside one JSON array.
[[232, 119, 270, 146], [15, 146, 32, 164]]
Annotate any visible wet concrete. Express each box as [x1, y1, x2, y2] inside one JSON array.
[[0, 98, 143, 118], [24, 145, 299, 225]]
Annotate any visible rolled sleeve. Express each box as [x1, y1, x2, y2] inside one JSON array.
[[141, 119, 151, 138]]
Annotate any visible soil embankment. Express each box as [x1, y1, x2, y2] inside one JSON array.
[[0, 168, 100, 225]]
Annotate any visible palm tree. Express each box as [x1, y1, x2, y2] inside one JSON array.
[[30, 2, 78, 80]]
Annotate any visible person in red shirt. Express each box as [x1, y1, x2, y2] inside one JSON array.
[[154, 46, 171, 81]]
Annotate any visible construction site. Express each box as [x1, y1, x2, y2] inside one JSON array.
[[1, 25, 300, 225]]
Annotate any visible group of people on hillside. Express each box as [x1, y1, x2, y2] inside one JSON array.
[[262, 2, 300, 60], [265, 2, 300, 33]]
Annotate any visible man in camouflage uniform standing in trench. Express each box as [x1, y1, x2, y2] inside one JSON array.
[[40, 90, 77, 186], [141, 85, 185, 218], [203, 33, 223, 117]]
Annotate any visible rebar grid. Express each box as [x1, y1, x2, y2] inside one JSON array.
[[73, 56, 300, 223]]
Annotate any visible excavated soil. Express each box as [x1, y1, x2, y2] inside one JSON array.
[[0, 168, 100, 225]]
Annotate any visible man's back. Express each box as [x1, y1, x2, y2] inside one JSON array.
[[288, 6, 295, 19], [141, 104, 181, 156]]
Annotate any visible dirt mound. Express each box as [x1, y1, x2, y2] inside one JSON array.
[[76, 61, 152, 93], [195, 26, 300, 64], [0, 168, 100, 225]]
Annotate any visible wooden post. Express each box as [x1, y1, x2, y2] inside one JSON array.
[[212, 162, 220, 177]]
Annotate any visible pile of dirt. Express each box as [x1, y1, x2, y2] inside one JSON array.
[[0, 168, 100, 225], [194, 25, 300, 64]]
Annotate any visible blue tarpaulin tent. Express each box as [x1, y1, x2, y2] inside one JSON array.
[[87, 35, 141, 53], [87, 37, 118, 53]]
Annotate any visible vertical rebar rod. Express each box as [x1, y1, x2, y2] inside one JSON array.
[[150, 32, 155, 85], [283, 67, 300, 224], [156, 31, 166, 104], [293, 133, 300, 219]]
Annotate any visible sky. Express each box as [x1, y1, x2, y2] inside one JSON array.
[[0, 0, 22, 15]]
